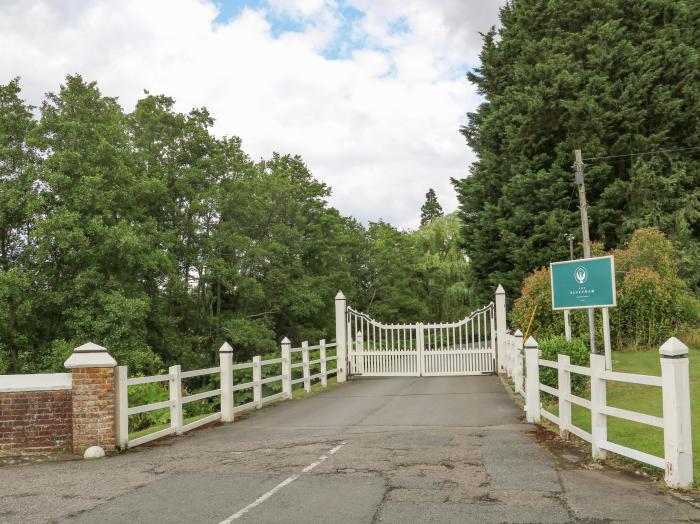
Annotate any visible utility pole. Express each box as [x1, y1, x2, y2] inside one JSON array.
[[574, 149, 597, 354], [563, 234, 575, 341]]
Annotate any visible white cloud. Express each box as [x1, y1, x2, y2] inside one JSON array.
[[0, 0, 503, 229]]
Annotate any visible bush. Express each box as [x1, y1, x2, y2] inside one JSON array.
[[612, 227, 678, 281], [514, 228, 700, 351], [128, 381, 169, 432], [538, 336, 589, 397], [182, 373, 221, 419], [0, 343, 8, 374], [511, 268, 562, 340], [615, 267, 681, 349]]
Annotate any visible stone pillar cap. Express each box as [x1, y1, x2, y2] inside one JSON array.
[[64, 342, 117, 369]]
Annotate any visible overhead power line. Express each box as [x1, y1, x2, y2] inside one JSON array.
[[583, 145, 700, 162]]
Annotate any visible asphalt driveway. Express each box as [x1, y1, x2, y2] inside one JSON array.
[[1, 376, 698, 523]]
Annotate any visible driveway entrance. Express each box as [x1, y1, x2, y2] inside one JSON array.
[[1, 376, 698, 523]]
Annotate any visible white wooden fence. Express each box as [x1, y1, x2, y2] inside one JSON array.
[[502, 334, 693, 488], [116, 339, 338, 449], [502, 329, 525, 396]]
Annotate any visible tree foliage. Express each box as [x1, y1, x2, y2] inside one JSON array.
[[0, 76, 478, 374], [420, 188, 443, 226], [454, 0, 700, 304], [413, 213, 476, 321], [359, 213, 480, 324]]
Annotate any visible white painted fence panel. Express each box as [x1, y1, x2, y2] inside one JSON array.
[[514, 335, 693, 489], [117, 336, 339, 450]]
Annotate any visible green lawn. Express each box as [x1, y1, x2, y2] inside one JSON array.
[[549, 342, 700, 485]]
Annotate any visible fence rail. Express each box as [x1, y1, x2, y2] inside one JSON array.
[[505, 335, 693, 489], [116, 337, 338, 450]]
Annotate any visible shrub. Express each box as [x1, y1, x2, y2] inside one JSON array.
[[538, 336, 589, 397], [514, 227, 700, 350], [613, 271, 698, 348], [612, 227, 678, 281], [128, 381, 169, 432], [0, 343, 8, 374], [512, 268, 562, 340]]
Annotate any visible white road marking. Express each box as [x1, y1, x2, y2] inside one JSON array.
[[218, 442, 346, 523]]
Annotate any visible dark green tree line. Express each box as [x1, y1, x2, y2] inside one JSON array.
[[454, 0, 700, 304]]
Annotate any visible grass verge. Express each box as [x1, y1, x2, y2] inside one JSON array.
[[128, 413, 212, 441], [292, 376, 338, 399], [544, 336, 699, 485]]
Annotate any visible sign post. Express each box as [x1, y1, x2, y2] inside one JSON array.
[[550, 255, 616, 369], [564, 234, 575, 341]]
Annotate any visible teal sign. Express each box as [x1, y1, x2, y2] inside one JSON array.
[[550, 255, 616, 310]]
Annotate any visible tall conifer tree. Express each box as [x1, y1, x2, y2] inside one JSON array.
[[454, 0, 700, 303], [420, 188, 444, 226]]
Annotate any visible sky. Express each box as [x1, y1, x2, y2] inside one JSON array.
[[0, 0, 505, 229]]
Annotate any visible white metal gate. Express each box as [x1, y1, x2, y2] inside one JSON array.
[[346, 303, 496, 377]]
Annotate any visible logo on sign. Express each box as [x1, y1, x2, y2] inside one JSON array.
[[574, 266, 588, 284]]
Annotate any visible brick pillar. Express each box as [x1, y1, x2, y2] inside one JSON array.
[[64, 342, 118, 455]]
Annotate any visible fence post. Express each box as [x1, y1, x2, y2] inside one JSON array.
[[219, 342, 234, 423], [335, 291, 347, 383], [320, 339, 328, 388], [659, 337, 693, 488], [169, 365, 183, 434], [509, 332, 516, 377], [602, 307, 612, 370], [558, 354, 571, 438], [302, 341, 311, 393], [590, 353, 607, 459], [490, 311, 497, 373], [505, 332, 512, 377], [513, 329, 524, 395], [564, 310, 572, 341], [495, 285, 507, 373], [282, 337, 292, 399], [524, 336, 540, 423], [417, 323, 424, 376], [253, 355, 262, 409], [116, 366, 129, 449], [356, 331, 364, 375]]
